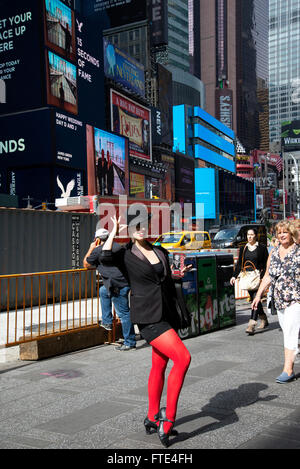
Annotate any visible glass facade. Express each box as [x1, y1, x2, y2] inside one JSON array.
[[236, 0, 269, 152], [168, 0, 190, 72], [269, 0, 300, 144]]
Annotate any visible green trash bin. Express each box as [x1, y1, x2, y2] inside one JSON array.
[[215, 253, 236, 328], [197, 255, 218, 333], [169, 252, 200, 339]]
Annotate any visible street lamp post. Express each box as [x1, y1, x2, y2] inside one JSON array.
[[289, 153, 300, 219]]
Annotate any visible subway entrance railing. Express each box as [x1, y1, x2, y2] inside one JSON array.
[[0, 269, 119, 348]]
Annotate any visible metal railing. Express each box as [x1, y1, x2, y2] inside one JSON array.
[[0, 268, 118, 348]]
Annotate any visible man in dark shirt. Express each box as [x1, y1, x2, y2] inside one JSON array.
[[84, 228, 136, 351]]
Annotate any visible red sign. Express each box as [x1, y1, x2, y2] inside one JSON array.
[[110, 89, 152, 161]]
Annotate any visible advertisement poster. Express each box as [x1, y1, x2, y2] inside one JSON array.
[[55, 110, 86, 169], [44, 0, 76, 63], [281, 120, 300, 151], [86, 125, 129, 196], [130, 172, 145, 198], [46, 50, 78, 115], [0, 0, 44, 114], [103, 39, 145, 97], [111, 89, 152, 161], [0, 109, 53, 167]]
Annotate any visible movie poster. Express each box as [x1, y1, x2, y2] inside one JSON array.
[[110, 89, 151, 161]]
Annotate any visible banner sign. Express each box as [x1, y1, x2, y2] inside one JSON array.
[[281, 120, 300, 151], [110, 89, 151, 161], [0, 0, 44, 114], [103, 39, 145, 97]]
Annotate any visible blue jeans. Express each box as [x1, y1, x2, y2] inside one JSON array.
[[100, 285, 136, 347]]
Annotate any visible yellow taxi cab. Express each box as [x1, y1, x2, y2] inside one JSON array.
[[153, 231, 211, 251]]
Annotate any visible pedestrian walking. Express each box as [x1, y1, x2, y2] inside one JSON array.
[[292, 219, 300, 243], [100, 213, 192, 447], [252, 220, 300, 383], [230, 228, 269, 335], [83, 228, 136, 351]]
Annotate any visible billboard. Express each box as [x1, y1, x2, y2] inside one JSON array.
[[157, 64, 173, 147], [82, 0, 148, 26], [150, 0, 168, 47], [44, 0, 76, 63], [0, 0, 44, 114], [111, 89, 152, 161], [215, 88, 233, 130], [130, 172, 145, 198], [103, 39, 145, 97], [0, 108, 88, 206], [175, 154, 195, 206], [86, 125, 129, 196], [281, 120, 300, 151], [7, 166, 84, 207], [195, 168, 217, 219], [173, 105, 187, 154], [218, 170, 255, 221], [0, 109, 53, 167], [46, 50, 78, 115]]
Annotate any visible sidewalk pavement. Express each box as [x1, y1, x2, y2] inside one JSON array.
[[0, 299, 300, 450]]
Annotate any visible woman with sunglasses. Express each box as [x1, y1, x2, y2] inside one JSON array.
[[100, 213, 192, 447]]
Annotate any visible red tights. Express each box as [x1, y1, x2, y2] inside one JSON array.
[[147, 329, 191, 433]]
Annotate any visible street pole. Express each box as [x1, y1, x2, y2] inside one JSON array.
[[289, 153, 300, 219]]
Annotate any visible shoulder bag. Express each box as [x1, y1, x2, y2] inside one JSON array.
[[238, 247, 261, 291]]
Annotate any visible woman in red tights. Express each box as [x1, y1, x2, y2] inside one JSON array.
[[100, 214, 191, 447]]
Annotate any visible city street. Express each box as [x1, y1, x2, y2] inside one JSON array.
[[0, 299, 299, 451]]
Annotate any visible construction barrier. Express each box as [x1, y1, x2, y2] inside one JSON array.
[[0, 268, 119, 348]]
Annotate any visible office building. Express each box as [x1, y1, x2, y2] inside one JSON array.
[[198, 0, 269, 152], [269, 0, 300, 146]]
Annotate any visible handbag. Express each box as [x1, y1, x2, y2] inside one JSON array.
[[268, 293, 277, 315], [238, 248, 261, 291]]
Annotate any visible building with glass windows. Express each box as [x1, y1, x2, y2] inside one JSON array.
[[269, 0, 300, 146], [197, 0, 269, 152]]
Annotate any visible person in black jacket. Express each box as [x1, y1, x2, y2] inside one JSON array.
[[230, 228, 269, 335], [100, 213, 192, 448]]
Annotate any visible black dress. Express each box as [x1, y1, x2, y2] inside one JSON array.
[[137, 260, 173, 344]]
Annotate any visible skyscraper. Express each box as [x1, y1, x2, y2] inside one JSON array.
[[269, 0, 300, 147], [198, 0, 269, 152]]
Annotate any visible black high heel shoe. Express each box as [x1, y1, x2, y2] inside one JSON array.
[[155, 408, 177, 448], [144, 416, 158, 435]]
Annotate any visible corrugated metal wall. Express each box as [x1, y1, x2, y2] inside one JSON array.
[[0, 208, 98, 309], [0, 208, 98, 274]]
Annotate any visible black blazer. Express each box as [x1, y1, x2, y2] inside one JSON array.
[[100, 242, 181, 326], [233, 243, 269, 279]]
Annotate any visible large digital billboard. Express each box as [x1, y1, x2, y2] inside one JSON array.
[[86, 125, 129, 196], [218, 170, 255, 221], [44, 0, 76, 63], [46, 50, 78, 115], [281, 120, 300, 151], [195, 168, 217, 219], [103, 39, 145, 97], [0, 108, 88, 206], [175, 154, 195, 206], [111, 89, 152, 161], [0, 0, 44, 114]]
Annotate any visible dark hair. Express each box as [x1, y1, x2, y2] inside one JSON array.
[[247, 227, 258, 237]]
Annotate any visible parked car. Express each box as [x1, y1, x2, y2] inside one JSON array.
[[153, 231, 212, 251], [211, 224, 267, 249]]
